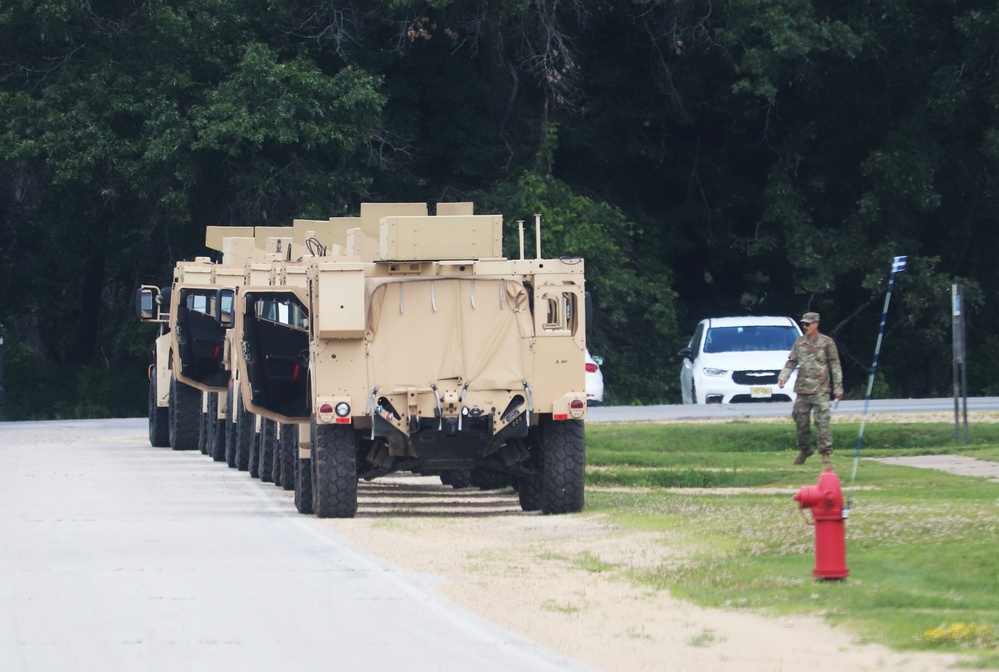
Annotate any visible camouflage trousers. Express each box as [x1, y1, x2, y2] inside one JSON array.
[[792, 393, 832, 454]]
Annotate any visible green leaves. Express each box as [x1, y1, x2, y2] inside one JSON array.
[[192, 46, 383, 155], [478, 172, 680, 403]]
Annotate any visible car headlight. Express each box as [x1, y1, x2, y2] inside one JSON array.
[[702, 368, 728, 377]]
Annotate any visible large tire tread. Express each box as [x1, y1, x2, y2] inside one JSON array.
[[198, 395, 209, 455], [258, 419, 275, 483], [279, 424, 297, 491], [518, 471, 543, 512], [208, 393, 227, 462], [168, 376, 201, 451], [234, 400, 254, 472], [224, 386, 237, 468], [312, 423, 358, 519], [470, 468, 510, 491], [148, 372, 170, 448], [247, 420, 260, 478], [541, 418, 585, 515], [294, 455, 313, 514]]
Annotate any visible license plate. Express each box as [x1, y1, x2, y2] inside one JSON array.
[[751, 386, 772, 398]]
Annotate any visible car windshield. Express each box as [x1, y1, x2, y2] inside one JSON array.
[[703, 326, 799, 353]]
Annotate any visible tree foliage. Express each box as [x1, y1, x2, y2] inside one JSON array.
[[1, 0, 996, 417]]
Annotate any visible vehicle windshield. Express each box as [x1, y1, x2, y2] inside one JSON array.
[[703, 325, 799, 354]]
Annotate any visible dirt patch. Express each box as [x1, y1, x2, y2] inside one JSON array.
[[316, 475, 962, 671], [870, 454, 999, 482]]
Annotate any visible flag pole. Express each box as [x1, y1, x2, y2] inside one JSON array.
[[845, 255, 906, 515]]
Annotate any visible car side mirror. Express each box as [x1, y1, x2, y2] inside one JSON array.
[[677, 346, 693, 359]]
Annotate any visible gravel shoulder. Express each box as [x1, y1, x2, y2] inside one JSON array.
[[314, 473, 968, 672]]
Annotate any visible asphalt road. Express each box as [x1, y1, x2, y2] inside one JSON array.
[[587, 396, 999, 423], [0, 419, 589, 672]]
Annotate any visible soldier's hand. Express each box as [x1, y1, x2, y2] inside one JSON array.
[[777, 380, 784, 389]]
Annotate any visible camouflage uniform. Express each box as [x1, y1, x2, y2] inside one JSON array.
[[778, 331, 843, 457]]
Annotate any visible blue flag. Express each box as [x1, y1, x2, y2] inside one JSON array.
[[892, 255, 907, 273]]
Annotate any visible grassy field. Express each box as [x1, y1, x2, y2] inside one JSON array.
[[583, 420, 999, 667]]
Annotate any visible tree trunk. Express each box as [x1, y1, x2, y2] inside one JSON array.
[[482, 0, 509, 131], [70, 248, 105, 366]]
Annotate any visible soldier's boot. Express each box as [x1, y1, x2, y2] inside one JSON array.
[[793, 449, 814, 465], [821, 453, 832, 464]]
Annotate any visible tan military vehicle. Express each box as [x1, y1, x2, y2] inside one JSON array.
[[232, 203, 588, 518], [136, 227, 275, 456], [137, 257, 224, 451]]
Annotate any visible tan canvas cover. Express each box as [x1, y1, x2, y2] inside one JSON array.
[[366, 277, 533, 392]]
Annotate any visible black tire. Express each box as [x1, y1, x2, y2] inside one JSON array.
[[518, 471, 543, 512], [270, 423, 282, 486], [205, 393, 216, 457], [247, 419, 260, 478], [168, 376, 201, 451], [470, 468, 510, 490], [258, 418, 276, 483], [294, 454, 313, 514], [198, 398, 210, 455], [234, 397, 254, 472], [440, 470, 472, 489], [312, 423, 358, 519], [224, 386, 237, 468], [208, 393, 227, 462], [541, 418, 585, 515], [148, 371, 170, 448], [279, 423, 297, 491]]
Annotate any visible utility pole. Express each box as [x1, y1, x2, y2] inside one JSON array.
[[952, 284, 969, 444]]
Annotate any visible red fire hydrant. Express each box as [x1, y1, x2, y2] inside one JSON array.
[[794, 467, 849, 580]]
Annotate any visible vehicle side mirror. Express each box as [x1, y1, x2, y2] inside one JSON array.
[[677, 346, 693, 359], [216, 288, 235, 329], [135, 286, 158, 321]]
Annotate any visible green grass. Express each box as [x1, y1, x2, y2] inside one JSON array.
[[582, 421, 999, 664]]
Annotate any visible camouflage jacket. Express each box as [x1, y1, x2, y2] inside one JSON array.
[[778, 333, 844, 397]]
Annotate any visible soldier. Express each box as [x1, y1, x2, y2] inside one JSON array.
[[777, 312, 843, 465]]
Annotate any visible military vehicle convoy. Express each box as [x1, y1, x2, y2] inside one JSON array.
[[138, 202, 588, 518]]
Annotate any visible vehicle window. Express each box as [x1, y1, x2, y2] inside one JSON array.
[[219, 292, 233, 318], [539, 291, 578, 336], [544, 298, 562, 329], [702, 326, 799, 353], [186, 293, 210, 314], [255, 298, 308, 330], [691, 323, 705, 357]]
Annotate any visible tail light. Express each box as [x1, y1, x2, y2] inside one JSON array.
[[585, 363, 598, 373]]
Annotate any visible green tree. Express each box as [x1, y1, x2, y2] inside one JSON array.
[[0, 0, 384, 418]]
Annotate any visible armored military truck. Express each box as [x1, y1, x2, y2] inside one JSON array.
[[137, 257, 224, 451], [135, 282, 172, 448], [232, 203, 588, 518], [137, 226, 280, 456]]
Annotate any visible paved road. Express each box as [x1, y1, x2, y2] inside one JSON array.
[[588, 396, 999, 423], [0, 419, 589, 672]]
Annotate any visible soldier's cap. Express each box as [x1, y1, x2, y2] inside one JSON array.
[[801, 312, 820, 324]]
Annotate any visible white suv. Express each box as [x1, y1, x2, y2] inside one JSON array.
[[678, 316, 802, 404], [585, 349, 605, 406]]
